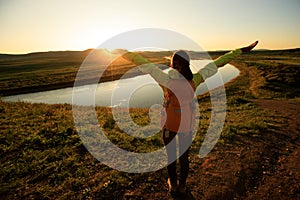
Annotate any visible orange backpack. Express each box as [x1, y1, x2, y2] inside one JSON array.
[[161, 79, 196, 133]]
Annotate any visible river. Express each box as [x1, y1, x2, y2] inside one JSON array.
[[2, 60, 239, 108]]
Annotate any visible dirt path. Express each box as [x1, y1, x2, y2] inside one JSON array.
[[187, 99, 300, 200], [248, 99, 300, 199]]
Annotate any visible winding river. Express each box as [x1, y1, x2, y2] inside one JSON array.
[[2, 60, 239, 108]]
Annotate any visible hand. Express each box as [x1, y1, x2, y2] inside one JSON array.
[[241, 41, 259, 53]]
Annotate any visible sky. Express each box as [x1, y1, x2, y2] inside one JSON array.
[[0, 0, 299, 54]]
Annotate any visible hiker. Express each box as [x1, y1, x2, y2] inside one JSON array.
[[122, 41, 258, 196]]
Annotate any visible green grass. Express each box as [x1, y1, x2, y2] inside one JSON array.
[[0, 49, 299, 199], [0, 102, 159, 198]]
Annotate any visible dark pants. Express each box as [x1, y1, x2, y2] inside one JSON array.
[[163, 129, 192, 185]]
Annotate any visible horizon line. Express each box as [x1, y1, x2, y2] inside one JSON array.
[[1, 47, 299, 55]]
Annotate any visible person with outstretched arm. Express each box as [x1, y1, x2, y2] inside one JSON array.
[[122, 41, 258, 197]]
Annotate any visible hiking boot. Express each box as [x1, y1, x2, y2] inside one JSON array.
[[178, 182, 187, 196], [167, 178, 178, 196]]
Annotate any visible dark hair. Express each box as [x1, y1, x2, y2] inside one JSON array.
[[171, 50, 193, 80]]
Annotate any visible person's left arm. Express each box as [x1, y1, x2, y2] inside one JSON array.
[[193, 41, 258, 87]]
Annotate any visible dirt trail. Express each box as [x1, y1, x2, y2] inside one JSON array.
[[248, 99, 300, 199], [183, 99, 300, 200]]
